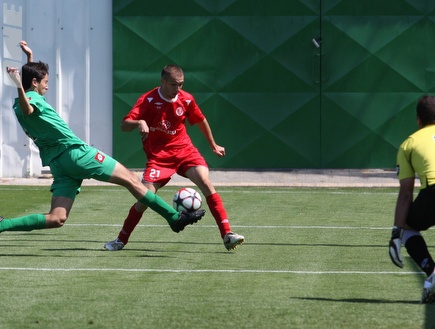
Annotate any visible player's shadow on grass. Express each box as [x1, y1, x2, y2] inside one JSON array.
[[40, 240, 222, 254], [103, 240, 235, 253], [0, 238, 227, 255], [295, 296, 420, 304], [254, 242, 386, 248], [0, 253, 48, 257]]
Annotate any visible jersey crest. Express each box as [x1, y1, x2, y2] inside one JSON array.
[[175, 107, 184, 116]]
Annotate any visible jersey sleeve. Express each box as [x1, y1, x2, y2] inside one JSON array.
[[397, 137, 415, 181], [28, 95, 45, 114], [185, 97, 205, 126], [123, 93, 148, 121]]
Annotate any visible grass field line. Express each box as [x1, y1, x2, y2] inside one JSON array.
[[0, 267, 425, 275], [65, 223, 391, 230], [0, 186, 398, 195]]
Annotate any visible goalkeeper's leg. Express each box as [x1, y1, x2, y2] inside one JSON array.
[[403, 230, 435, 303], [403, 230, 435, 276]]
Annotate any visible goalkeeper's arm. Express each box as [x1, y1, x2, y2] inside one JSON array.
[[389, 177, 414, 268]]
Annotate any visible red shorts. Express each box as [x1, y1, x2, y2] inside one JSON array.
[[143, 145, 207, 187]]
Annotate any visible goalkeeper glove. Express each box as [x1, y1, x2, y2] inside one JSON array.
[[389, 226, 404, 268]]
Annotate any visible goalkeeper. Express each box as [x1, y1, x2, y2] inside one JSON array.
[[390, 95, 435, 303]]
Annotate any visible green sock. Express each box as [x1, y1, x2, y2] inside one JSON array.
[[0, 214, 46, 232], [139, 190, 179, 224]]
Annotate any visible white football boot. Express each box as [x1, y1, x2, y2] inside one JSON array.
[[223, 232, 245, 251], [104, 238, 125, 251], [421, 272, 435, 303]]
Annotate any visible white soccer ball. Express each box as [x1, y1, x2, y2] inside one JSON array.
[[173, 187, 202, 212]]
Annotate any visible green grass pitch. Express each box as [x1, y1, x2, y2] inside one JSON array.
[[0, 185, 434, 328]]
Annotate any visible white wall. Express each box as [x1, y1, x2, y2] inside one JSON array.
[[0, 0, 112, 177]]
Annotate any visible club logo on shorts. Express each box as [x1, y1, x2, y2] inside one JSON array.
[[95, 152, 105, 163]]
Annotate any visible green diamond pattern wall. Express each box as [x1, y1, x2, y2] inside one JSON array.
[[113, 0, 435, 169], [321, 1, 435, 167]]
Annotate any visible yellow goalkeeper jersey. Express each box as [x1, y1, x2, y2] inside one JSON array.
[[397, 124, 435, 188]]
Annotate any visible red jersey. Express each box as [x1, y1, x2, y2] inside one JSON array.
[[124, 87, 205, 159]]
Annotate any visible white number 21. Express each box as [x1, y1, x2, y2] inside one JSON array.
[[150, 169, 160, 179]]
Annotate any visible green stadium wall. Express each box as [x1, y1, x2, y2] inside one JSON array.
[[113, 0, 435, 169]]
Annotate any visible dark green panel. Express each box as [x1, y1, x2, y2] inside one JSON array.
[[113, 0, 321, 169], [320, 2, 435, 168], [323, 0, 435, 15], [113, 0, 210, 16], [321, 94, 417, 168], [324, 134, 398, 168], [187, 92, 320, 168], [422, 17, 435, 94], [222, 0, 319, 15], [114, 0, 435, 169], [112, 93, 146, 168], [322, 16, 428, 92]]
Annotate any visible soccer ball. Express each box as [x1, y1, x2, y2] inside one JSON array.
[[173, 187, 202, 212]]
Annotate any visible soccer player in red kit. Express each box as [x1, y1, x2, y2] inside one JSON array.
[[104, 65, 245, 251]]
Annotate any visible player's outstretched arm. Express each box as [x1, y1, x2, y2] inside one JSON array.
[[393, 178, 414, 228], [389, 177, 414, 268], [6, 67, 34, 115], [19, 40, 33, 63], [196, 118, 225, 157]]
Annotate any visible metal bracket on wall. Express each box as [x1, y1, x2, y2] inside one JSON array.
[[312, 37, 322, 48]]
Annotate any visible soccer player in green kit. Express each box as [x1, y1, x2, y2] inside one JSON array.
[[389, 95, 435, 303], [1, 42, 205, 236]]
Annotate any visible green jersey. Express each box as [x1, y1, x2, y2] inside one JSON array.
[[397, 124, 435, 188], [13, 91, 85, 166]]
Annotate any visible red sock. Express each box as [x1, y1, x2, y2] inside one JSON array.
[[118, 204, 144, 244], [206, 193, 231, 238]]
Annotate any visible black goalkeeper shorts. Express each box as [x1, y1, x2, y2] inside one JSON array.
[[407, 186, 435, 231]]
